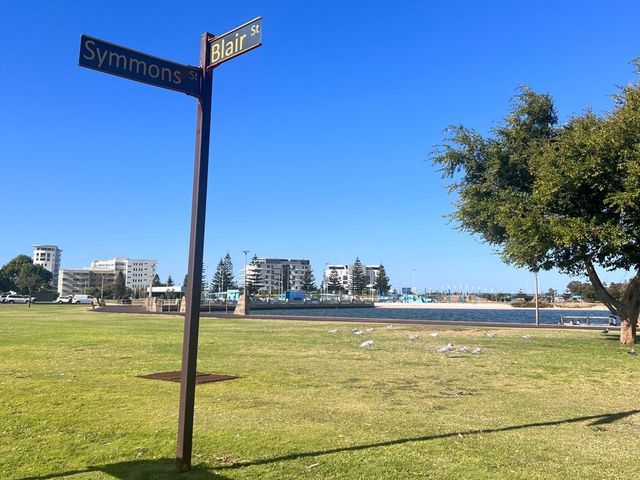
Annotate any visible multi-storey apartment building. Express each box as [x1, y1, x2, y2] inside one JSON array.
[[57, 268, 118, 296], [245, 258, 311, 293], [323, 263, 381, 293], [90, 257, 157, 291], [32, 244, 62, 287], [58, 257, 157, 295]]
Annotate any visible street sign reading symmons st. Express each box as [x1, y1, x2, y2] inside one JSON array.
[[79, 35, 202, 97]]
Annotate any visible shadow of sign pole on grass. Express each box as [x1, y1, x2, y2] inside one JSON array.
[[19, 409, 640, 479]]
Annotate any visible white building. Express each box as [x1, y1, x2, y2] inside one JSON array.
[[58, 257, 157, 295], [33, 244, 62, 287], [245, 258, 312, 293], [90, 257, 157, 291], [57, 268, 118, 296], [323, 263, 381, 293]]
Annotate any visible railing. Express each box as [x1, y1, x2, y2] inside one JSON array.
[[559, 315, 619, 326]]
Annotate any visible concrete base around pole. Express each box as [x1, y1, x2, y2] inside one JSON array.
[[234, 294, 250, 315]]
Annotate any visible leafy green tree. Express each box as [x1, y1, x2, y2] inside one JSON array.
[[373, 264, 391, 295], [301, 269, 316, 292], [211, 259, 225, 293], [1, 255, 40, 291], [16, 263, 52, 306], [166, 275, 174, 287], [350, 258, 367, 296], [152, 274, 162, 287], [566, 281, 597, 302], [327, 270, 342, 294], [432, 78, 640, 344], [222, 253, 236, 290], [113, 271, 127, 299], [246, 255, 263, 295], [608, 282, 629, 302]]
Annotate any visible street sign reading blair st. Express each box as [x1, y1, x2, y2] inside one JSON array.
[[79, 35, 202, 97], [207, 17, 262, 68]]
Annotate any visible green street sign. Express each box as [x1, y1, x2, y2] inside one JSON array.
[[207, 17, 262, 68]]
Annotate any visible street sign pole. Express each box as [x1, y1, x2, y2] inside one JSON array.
[[79, 18, 261, 474], [176, 32, 213, 472]]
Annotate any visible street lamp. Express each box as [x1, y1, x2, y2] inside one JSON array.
[[411, 269, 416, 295], [243, 250, 250, 297]]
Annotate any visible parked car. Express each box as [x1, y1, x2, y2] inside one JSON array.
[[55, 295, 74, 303], [4, 294, 36, 304], [71, 294, 95, 304]]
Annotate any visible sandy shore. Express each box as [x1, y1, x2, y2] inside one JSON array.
[[374, 302, 608, 311]]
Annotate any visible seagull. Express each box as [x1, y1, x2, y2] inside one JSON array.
[[629, 349, 637, 356], [328, 329, 338, 334], [386, 325, 394, 330], [408, 334, 419, 341], [522, 335, 531, 340], [485, 332, 496, 338], [353, 330, 364, 336], [457, 346, 470, 353], [351, 328, 359, 332], [359, 340, 373, 348], [429, 331, 439, 337], [365, 327, 374, 332], [601, 328, 609, 335], [438, 343, 453, 354], [471, 347, 482, 354]]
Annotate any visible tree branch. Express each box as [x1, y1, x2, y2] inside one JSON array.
[[584, 259, 623, 314]]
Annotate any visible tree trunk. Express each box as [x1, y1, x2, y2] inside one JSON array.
[[619, 317, 636, 345], [584, 260, 640, 345]]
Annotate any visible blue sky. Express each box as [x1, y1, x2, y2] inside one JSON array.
[[1, 1, 638, 293]]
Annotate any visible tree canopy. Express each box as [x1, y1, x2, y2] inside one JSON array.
[[432, 71, 640, 343], [0, 255, 52, 294], [301, 269, 316, 292], [327, 270, 342, 294], [246, 255, 263, 295], [373, 264, 391, 295], [350, 258, 367, 295]]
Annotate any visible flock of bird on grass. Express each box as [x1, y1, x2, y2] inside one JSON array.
[[326, 325, 518, 354], [326, 325, 637, 356]]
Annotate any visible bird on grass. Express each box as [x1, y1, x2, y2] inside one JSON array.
[[485, 332, 496, 338], [365, 327, 374, 332], [601, 328, 609, 335], [522, 335, 531, 340], [408, 334, 419, 341], [328, 329, 338, 334], [353, 330, 363, 336], [438, 343, 453, 354], [471, 347, 482, 355], [359, 340, 373, 348], [628, 349, 637, 356], [457, 346, 470, 353], [429, 331, 439, 337], [386, 325, 394, 330]]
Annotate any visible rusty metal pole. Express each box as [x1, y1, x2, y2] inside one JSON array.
[[177, 32, 213, 472]]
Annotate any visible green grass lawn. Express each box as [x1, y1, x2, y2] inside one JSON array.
[[1, 305, 639, 479]]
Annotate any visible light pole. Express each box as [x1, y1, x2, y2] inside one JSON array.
[[243, 250, 250, 297], [411, 269, 416, 295]]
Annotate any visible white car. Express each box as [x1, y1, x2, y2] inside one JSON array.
[[55, 295, 74, 304], [3, 294, 36, 304], [71, 295, 95, 304]]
